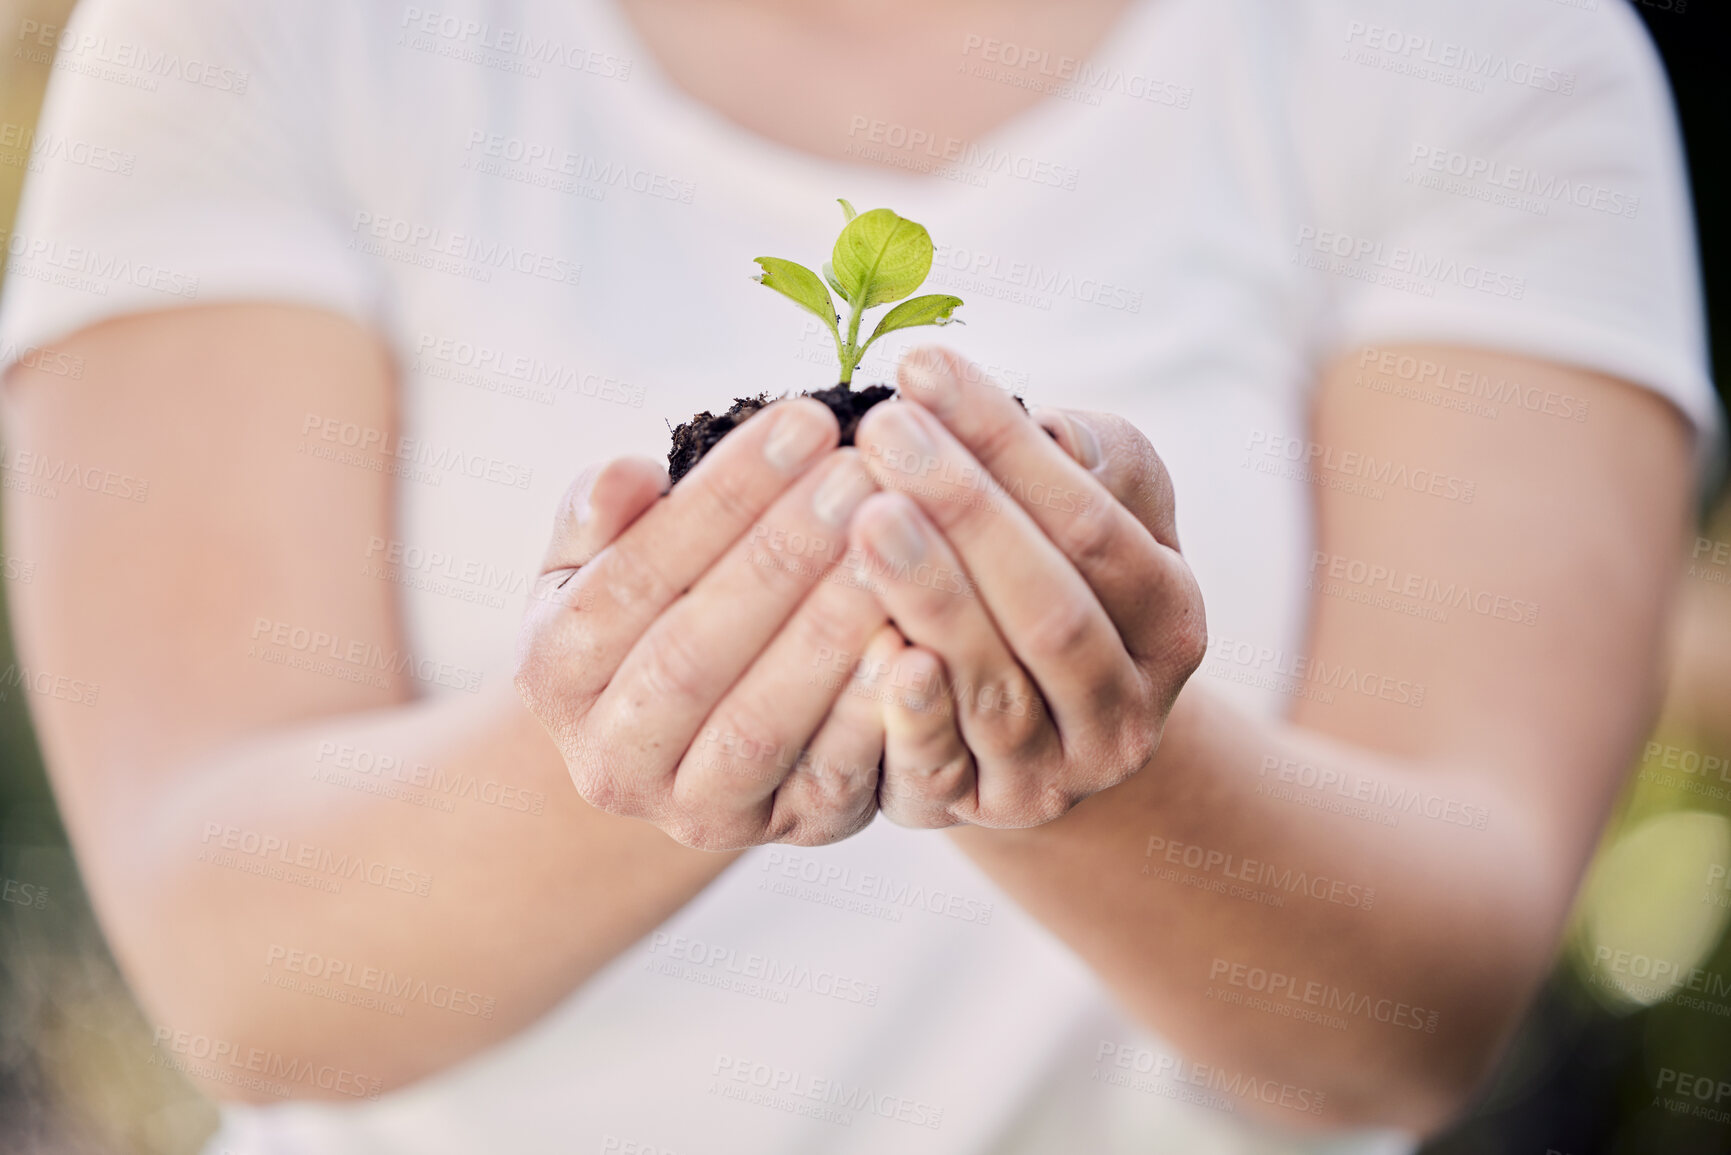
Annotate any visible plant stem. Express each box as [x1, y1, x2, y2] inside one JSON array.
[[839, 295, 865, 385]]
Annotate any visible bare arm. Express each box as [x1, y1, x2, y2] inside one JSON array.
[[1, 305, 735, 1101], [849, 345, 1693, 1133]]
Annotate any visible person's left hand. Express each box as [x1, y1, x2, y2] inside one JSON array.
[[844, 348, 1208, 830]]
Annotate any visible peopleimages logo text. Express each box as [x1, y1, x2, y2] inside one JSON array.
[[1344, 22, 1576, 95], [398, 8, 631, 78], [1293, 227, 1525, 300]]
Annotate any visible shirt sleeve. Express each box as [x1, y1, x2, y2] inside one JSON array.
[[1294, 0, 1721, 458], [0, 0, 380, 371]]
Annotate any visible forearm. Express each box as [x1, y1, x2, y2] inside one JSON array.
[[85, 684, 733, 1102], [948, 682, 1563, 1132]]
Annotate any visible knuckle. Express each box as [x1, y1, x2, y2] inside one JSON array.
[[764, 811, 810, 845], [1050, 501, 1123, 574], [883, 750, 971, 803], [775, 821, 835, 848], [699, 705, 794, 781], [663, 815, 716, 851], [965, 681, 1047, 760], [896, 567, 970, 627], [794, 747, 879, 804], [662, 806, 752, 852], [694, 463, 760, 528], [772, 802, 872, 848], [570, 766, 633, 817], [599, 539, 673, 613], [1022, 595, 1100, 663], [1031, 782, 1079, 825], [1104, 715, 1162, 788], [895, 643, 945, 681], [1163, 599, 1209, 681], [882, 652, 951, 723], [880, 801, 961, 832], [988, 780, 1075, 829], [741, 531, 811, 597], [890, 749, 959, 789], [966, 409, 1024, 470], [767, 751, 880, 846], [796, 594, 875, 665], [931, 484, 997, 540], [638, 624, 718, 705]]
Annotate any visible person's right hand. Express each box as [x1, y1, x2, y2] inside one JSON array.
[[515, 399, 907, 850]]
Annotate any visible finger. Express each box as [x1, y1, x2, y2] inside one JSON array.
[[1032, 406, 1206, 679], [762, 623, 905, 847], [675, 542, 890, 846], [534, 456, 667, 604], [585, 451, 878, 818], [853, 402, 1140, 740], [894, 348, 1180, 646], [877, 644, 978, 830], [850, 491, 1090, 820], [527, 398, 838, 706], [1032, 406, 1180, 550]]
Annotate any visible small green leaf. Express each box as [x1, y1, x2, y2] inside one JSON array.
[[837, 198, 858, 223], [753, 257, 839, 340], [861, 294, 964, 355], [822, 261, 848, 300], [831, 208, 934, 310]]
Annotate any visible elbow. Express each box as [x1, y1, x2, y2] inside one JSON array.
[[113, 952, 398, 1107], [1384, 1059, 1495, 1140], [1340, 888, 1564, 1134], [120, 919, 428, 1106], [1328, 991, 1528, 1137], [130, 951, 432, 1106], [88, 836, 416, 1105], [1277, 1040, 1498, 1138]]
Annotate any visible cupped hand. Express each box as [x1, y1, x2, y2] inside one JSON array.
[[514, 399, 905, 850], [846, 348, 1208, 830]]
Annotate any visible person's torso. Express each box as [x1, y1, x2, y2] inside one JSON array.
[[217, 1, 1402, 1151]]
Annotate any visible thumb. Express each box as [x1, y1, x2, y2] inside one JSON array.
[[1031, 408, 1180, 551]]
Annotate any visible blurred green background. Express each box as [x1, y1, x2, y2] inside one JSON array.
[[0, 5, 234, 1148], [0, 2, 1727, 1152]]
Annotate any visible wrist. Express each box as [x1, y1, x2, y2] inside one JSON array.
[[941, 679, 1220, 855]]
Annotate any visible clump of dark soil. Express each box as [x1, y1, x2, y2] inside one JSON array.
[[667, 384, 895, 482], [666, 384, 1036, 483]]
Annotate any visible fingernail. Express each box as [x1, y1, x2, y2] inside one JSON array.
[[812, 461, 875, 527], [1065, 414, 1103, 471], [1037, 409, 1102, 472], [899, 349, 957, 412], [867, 502, 929, 567], [764, 404, 832, 472], [874, 402, 936, 459]]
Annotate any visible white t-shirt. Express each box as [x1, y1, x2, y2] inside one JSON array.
[[2, 0, 1718, 1152]]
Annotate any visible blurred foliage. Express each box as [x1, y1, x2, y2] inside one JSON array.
[[0, 2, 1726, 1154], [1421, 6, 1731, 1152], [0, 0, 219, 1151]]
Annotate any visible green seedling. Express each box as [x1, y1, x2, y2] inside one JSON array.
[[753, 199, 964, 385]]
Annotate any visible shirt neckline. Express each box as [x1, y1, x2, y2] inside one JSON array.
[[581, 0, 1164, 218]]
